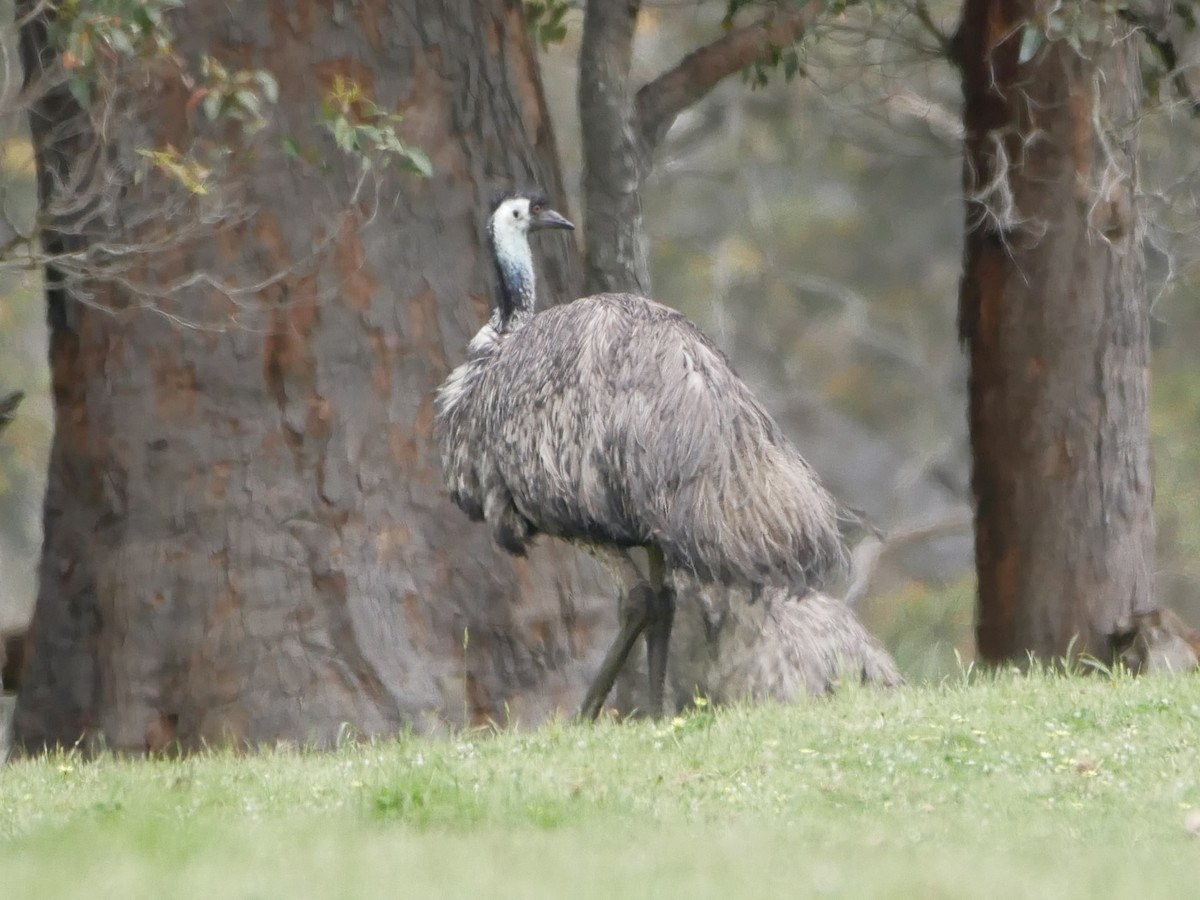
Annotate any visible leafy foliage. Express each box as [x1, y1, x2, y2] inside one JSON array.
[[37, 0, 279, 200], [318, 75, 432, 175], [39, 2, 429, 195], [1015, 1, 1120, 63], [134, 146, 214, 195], [49, 0, 183, 104], [193, 56, 279, 135], [743, 43, 805, 89], [524, 0, 571, 49]]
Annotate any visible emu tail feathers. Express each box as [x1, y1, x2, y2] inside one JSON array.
[[661, 434, 847, 592], [631, 351, 848, 591]]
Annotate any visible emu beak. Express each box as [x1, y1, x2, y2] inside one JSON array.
[[531, 208, 575, 232]]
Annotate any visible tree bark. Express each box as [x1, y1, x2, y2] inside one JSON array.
[[578, 0, 649, 294], [14, 0, 613, 753], [957, 2, 1155, 662]]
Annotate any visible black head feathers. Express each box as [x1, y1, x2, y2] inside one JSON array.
[[488, 187, 550, 215]]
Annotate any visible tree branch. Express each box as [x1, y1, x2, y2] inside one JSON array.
[[634, 1, 822, 152], [842, 513, 974, 609], [905, 0, 958, 64]]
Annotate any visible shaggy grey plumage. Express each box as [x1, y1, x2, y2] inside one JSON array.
[[615, 584, 902, 712], [435, 191, 848, 718]]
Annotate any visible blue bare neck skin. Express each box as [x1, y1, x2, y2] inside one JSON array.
[[489, 227, 537, 331]]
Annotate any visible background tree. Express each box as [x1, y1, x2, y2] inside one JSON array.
[[563, 0, 1194, 668], [577, 0, 819, 294], [0, 388, 23, 685], [956, 2, 1157, 662], [9, 0, 1200, 748], [13, 0, 614, 753]]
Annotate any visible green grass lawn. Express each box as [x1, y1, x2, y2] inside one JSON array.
[[3, 670, 1200, 898]]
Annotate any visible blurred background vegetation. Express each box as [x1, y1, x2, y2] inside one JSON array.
[[0, 29, 49, 638], [2, 0, 1198, 680]]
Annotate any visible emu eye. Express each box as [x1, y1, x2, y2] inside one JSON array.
[[531, 203, 542, 215]]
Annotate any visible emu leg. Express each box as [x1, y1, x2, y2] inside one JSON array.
[[578, 582, 652, 721], [643, 546, 675, 718]]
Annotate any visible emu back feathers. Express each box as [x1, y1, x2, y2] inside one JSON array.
[[435, 293, 847, 591]]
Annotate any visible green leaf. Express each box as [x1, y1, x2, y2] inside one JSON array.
[[403, 147, 433, 177], [1178, 2, 1197, 32], [257, 71, 279, 105], [1017, 23, 1043, 64], [201, 92, 222, 121], [234, 89, 262, 120], [106, 27, 134, 56], [132, 8, 155, 33], [66, 75, 91, 107], [282, 136, 302, 159], [332, 117, 356, 152]]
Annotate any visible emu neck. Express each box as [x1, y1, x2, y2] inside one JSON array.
[[489, 228, 536, 329]]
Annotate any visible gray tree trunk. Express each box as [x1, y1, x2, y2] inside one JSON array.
[[578, 0, 652, 295], [957, 2, 1156, 661], [14, 0, 613, 753]]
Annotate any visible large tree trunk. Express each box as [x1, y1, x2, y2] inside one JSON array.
[[957, 2, 1155, 662], [14, 0, 612, 753]]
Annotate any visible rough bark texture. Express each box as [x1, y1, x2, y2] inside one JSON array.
[[958, 2, 1155, 662], [0, 391, 23, 685], [578, 0, 650, 294], [1, 629, 25, 691], [14, 0, 615, 753]]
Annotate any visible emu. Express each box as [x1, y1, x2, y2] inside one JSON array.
[[434, 190, 847, 720]]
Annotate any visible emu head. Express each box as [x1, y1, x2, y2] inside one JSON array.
[[486, 190, 574, 321], [487, 190, 574, 254]]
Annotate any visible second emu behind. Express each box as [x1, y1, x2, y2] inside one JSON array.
[[435, 190, 847, 719]]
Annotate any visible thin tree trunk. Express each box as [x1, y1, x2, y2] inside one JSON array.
[[578, 0, 650, 294], [15, 0, 612, 753], [957, 2, 1155, 661]]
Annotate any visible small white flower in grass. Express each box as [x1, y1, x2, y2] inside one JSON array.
[[1185, 810, 1200, 838]]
